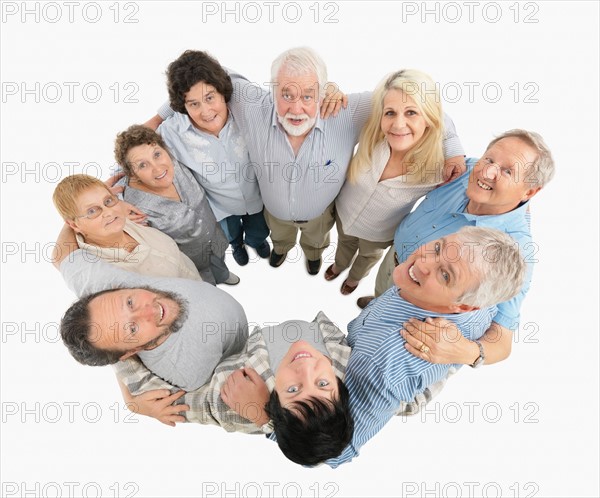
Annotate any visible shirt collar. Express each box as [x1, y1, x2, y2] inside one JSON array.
[[461, 199, 531, 228], [177, 110, 233, 138]]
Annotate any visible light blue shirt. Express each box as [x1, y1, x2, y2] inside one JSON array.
[[158, 111, 263, 222], [325, 286, 496, 468], [393, 158, 534, 329]]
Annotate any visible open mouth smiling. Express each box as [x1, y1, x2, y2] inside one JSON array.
[[477, 179, 492, 191], [408, 264, 420, 285], [292, 351, 312, 362], [157, 302, 165, 323]]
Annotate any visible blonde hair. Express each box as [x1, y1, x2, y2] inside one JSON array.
[[348, 70, 444, 184], [53, 174, 111, 220]]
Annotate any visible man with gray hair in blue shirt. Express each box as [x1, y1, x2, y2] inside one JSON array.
[[224, 225, 526, 466]]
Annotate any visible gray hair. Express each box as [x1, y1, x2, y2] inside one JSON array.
[[487, 129, 555, 189], [453, 226, 526, 308], [271, 46, 327, 99]]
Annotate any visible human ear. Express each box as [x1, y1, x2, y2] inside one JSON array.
[[522, 186, 542, 202], [66, 219, 82, 233], [451, 303, 479, 313], [119, 349, 141, 361]]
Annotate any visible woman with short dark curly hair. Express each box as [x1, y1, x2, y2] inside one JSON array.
[[157, 50, 271, 267]]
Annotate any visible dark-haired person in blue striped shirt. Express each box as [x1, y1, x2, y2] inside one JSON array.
[[323, 225, 526, 467]]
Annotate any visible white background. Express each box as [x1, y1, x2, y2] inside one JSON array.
[[1, 1, 598, 497]]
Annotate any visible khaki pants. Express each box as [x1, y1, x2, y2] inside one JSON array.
[[375, 244, 397, 296], [264, 203, 335, 261], [334, 212, 392, 281]]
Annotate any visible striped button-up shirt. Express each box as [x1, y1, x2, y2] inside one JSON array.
[[114, 312, 351, 434], [227, 73, 372, 221], [325, 287, 496, 468]]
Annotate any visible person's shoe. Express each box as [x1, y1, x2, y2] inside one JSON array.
[[356, 296, 375, 309], [222, 272, 241, 285], [269, 250, 287, 268], [254, 240, 271, 259], [340, 278, 359, 295], [306, 258, 322, 275], [324, 264, 341, 281], [232, 245, 249, 266]]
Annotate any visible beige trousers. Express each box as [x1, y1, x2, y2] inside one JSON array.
[[374, 243, 397, 296], [334, 212, 392, 282], [264, 203, 335, 261]]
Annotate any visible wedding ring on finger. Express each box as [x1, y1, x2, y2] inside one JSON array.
[[420, 344, 430, 354]]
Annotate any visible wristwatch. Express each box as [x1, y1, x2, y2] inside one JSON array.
[[469, 340, 485, 368]]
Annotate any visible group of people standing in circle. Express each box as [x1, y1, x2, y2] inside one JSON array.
[[52, 46, 555, 467]]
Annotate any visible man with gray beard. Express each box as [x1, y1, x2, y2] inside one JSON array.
[[55, 245, 248, 392]]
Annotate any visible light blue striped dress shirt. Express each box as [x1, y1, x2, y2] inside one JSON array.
[[393, 158, 533, 329], [325, 286, 496, 468], [226, 73, 373, 221]]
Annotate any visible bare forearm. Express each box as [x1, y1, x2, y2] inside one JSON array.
[[51, 223, 78, 269]]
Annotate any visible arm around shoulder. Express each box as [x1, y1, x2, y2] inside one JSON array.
[[52, 223, 79, 269]]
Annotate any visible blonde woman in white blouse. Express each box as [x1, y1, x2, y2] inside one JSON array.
[[325, 70, 453, 295]]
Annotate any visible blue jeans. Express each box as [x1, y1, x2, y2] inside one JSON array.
[[219, 210, 270, 249]]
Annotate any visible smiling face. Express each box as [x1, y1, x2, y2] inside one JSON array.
[[466, 136, 541, 215], [274, 340, 338, 408], [67, 185, 127, 241], [184, 81, 229, 136], [87, 288, 182, 360], [126, 143, 175, 192], [275, 70, 320, 138], [381, 89, 428, 158], [393, 234, 480, 313]]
